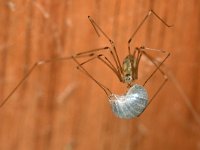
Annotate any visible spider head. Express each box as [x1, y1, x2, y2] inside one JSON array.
[[123, 74, 133, 83]]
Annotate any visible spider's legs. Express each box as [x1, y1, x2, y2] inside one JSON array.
[[0, 47, 115, 108], [138, 47, 170, 105], [76, 46, 122, 81], [78, 54, 121, 80], [71, 56, 112, 96], [128, 10, 172, 55], [88, 16, 122, 74]]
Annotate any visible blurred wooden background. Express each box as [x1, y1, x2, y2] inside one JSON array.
[[0, 0, 200, 150]]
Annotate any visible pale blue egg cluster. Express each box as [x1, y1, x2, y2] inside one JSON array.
[[109, 84, 148, 119]]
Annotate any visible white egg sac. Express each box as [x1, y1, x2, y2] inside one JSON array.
[[109, 84, 148, 119]]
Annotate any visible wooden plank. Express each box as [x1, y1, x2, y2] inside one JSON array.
[[0, 0, 200, 150]]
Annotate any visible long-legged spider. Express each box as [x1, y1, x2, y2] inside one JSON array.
[[0, 10, 172, 119]]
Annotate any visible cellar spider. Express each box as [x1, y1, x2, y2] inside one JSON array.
[[0, 10, 172, 119]]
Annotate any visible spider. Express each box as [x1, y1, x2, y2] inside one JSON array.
[[0, 10, 172, 119]]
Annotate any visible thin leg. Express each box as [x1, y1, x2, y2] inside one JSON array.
[[140, 47, 170, 86], [76, 46, 122, 81], [79, 54, 121, 80], [88, 16, 122, 74], [135, 47, 170, 117], [143, 52, 168, 105], [72, 56, 112, 96], [128, 10, 172, 54], [138, 47, 170, 105], [0, 47, 115, 108]]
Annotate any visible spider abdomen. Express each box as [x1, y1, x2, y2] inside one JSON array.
[[109, 84, 148, 119]]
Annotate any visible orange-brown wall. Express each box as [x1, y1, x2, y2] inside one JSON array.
[[0, 0, 200, 150]]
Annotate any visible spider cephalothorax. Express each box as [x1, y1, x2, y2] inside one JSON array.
[[122, 55, 138, 83]]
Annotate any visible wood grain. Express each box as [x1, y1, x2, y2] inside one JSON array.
[[0, 0, 200, 150]]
